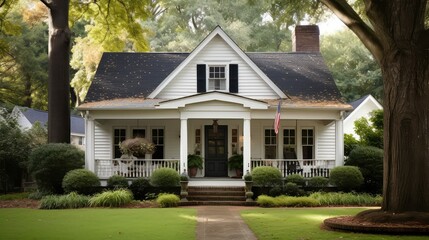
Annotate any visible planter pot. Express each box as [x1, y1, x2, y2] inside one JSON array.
[[188, 167, 198, 177], [235, 169, 243, 178], [245, 181, 253, 192], [180, 181, 189, 191]]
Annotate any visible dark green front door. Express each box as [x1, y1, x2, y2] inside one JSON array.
[[205, 125, 228, 177]]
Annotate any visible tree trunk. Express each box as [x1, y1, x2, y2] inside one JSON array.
[[382, 48, 429, 212], [47, 0, 71, 143]]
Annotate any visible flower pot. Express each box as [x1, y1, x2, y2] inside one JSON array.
[[235, 168, 243, 178], [188, 167, 198, 177]]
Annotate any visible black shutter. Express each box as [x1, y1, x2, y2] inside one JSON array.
[[229, 64, 238, 93], [197, 64, 206, 93]]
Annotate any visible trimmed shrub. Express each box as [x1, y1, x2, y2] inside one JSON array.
[[346, 145, 383, 193], [156, 193, 180, 208], [252, 166, 282, 187], [309, 192, 382, 206], [129, 177, 151, 200], [285, 174, 305, 186], [150, 168, 180, 187], [256, 195, 276, 207], [107, 175, 129, 189], [39, 192, 90, 209], [274, 196, 319, 207], [329, 166, 364, 192], [28, 143, 84, 193], [308, 176, 329, 188], [89, 189, 133, 207], [268, 186, 283, 197], [62, 169, 100, 195], [283, 182, 301, 196]]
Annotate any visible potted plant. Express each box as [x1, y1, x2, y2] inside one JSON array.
[[187, 154, 203, 177], [228, 154, 243, 177], [119, 137, 156, 158]]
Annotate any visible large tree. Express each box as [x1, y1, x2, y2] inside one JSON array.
[[320, 0, 429, 219]]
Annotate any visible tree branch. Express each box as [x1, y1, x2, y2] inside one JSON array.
[[418, 29, 429, 49], [320, 0, 383, 64], [0, 0, 6, 8], [39, 0, 51, 9]]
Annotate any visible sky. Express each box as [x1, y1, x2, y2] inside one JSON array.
[[318, 16, 347, 35]]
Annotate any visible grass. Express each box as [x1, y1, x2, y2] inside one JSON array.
[[0, 192, 29, 200], [0, 208, 196, 240], [241, 208, 428, 240]]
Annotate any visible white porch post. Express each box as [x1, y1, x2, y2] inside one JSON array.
[[243, 118, 251, 175], [85, 114, 95, 172], [335, 119, 344, 167], [180, 118, 188, 174]]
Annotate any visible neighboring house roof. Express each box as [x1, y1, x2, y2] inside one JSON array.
[[85, 52, 342, 103], [16, 107, 85, 135], [345, 94, 383, 119]]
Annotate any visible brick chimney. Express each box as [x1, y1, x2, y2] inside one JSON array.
[[292, 25, 320, 52]]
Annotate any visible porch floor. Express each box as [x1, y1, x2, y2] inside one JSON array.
[[188, 178, 244, 187]]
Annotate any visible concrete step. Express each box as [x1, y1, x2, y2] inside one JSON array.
[[184, 186, 251, 206], [188, 195, 246, 201], [180, 201, 256, 206]]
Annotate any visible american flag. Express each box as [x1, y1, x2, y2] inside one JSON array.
[[274, 100, 281, 134]]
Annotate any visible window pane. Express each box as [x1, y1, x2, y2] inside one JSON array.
[[265, 146, 276, 159]]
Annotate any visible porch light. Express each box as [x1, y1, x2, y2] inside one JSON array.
[[212, 120, 219, 133]]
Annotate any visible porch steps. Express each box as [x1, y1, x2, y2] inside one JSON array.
[[181, 186, 256, 206]]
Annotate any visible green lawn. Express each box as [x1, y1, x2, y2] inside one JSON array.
[[241, 208, 427, 240], [0, 208, 196, 240]]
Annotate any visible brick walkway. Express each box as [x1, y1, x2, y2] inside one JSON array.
[[193, 206, 258, 240]]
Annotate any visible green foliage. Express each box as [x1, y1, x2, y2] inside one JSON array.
[[129, 177, 151, 200], [283, 182, 303, 196], [89, 189, 133, 208], [150, 168, 180, 187], [329, 166, 364, 192], [107, 175, 129, 189], [321, 30, 382, 102], [28, 143, 85, 193], [344, 133, 359, 157], [39, 192, 90, 209], [309, 192, 382, 206], [285, 174, 305, 186], [62, 169, 100, 195], [28, 190, 52, 200], [346, 145, 383, 193], [251, 166, 282, 187], [308, 176, 329, 188], [244, 172, 253, 181], [228, 154, 243, 170], [0, 113, 31, 192], [187, 154, 203, 169], [354, 111, 383, 149], [0, 192, 29, 200], [256, 195, 319, 208], [156, 193, 180, 208]]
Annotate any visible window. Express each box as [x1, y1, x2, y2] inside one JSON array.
[[232, 129, 238, 154], [152, 128, 164, 159], [113, 128, 126, 158], [78, 136, 85, 146], [195, 129, 201, 155], [264, 129, 277, 159], [302, 128, 314, 159], [132, 128, 146, 158], [208, 66, 226, 91], [283, 128, 296, 159]]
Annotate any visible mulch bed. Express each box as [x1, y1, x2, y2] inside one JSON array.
[[0, 199, 40, 209], [324, 216, 429, 235]]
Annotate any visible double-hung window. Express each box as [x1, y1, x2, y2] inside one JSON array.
[[264, 129, 277, 159], [283, 128, 296, 159], [113, 128, 126, 158], [208, 66, 226, 91]]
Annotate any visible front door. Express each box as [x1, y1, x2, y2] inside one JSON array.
[[205, 125, 228, 177]]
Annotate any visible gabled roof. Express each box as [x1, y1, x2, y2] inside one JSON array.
[[16, 107, 85, 135], [344, 94, 383, 119]]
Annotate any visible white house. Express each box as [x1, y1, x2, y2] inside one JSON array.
[[78, 26, 351, 181], [343, 94, 383, 139], [11, 106, 86, 150]]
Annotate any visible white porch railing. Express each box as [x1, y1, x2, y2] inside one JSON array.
[[251, 159, 335, 178], [95, 159, 180, 178]]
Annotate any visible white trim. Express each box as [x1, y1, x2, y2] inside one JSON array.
[[345, 95, 383, 123], [148, 26, 286, 99]]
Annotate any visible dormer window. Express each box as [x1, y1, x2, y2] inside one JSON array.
[[197, 64, 238, 93], [208, 66, 226, 91]]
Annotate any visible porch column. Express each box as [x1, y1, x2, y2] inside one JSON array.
[[243, 118, 251, 175], [85, 115, 95, 172], [335, 119, 344, 167], [180, 118, 188, 174]]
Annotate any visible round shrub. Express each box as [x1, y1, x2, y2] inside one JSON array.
[[150, 168, 180, 187], [329, 166, 364, 192], [28, 143, 85, 193], [268, 186, 283, 197], [107, 175, 129, 189], [251, 166, 282, 187], [285, 174, 305, 186], [283, 182, 302, 196], [308, 176, 329, 188], [156, 193, 180, 208], [346, 145, 383, 193], [62, 169, 100, 195], [129, 178, 151, 200]]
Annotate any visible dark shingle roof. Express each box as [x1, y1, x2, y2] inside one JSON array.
[[84, 52, 343, 103], [19, 108, 85, 135]]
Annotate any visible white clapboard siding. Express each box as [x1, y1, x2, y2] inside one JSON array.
[[94, 124, 112, 160], [316, 122, 336, 160], [157, 35, 277, 99]]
